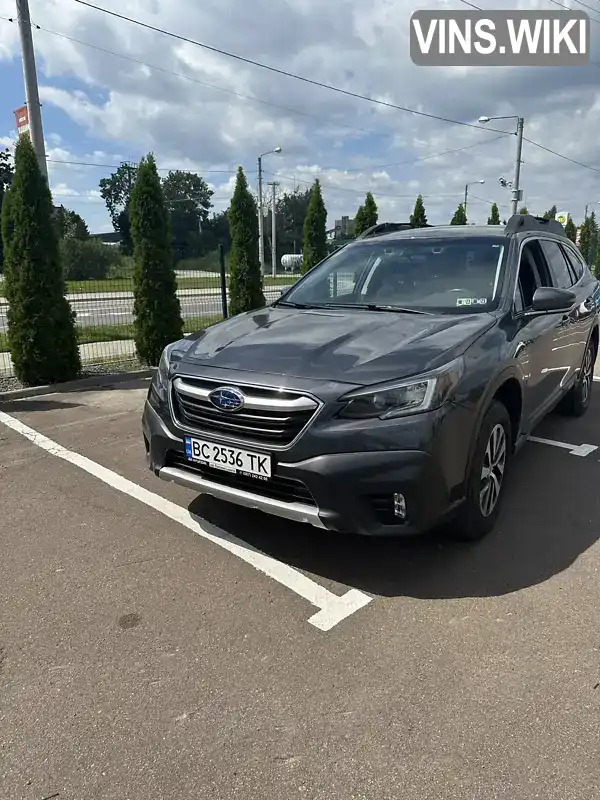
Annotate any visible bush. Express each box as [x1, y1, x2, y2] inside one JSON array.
[[130, 152, 183, 366], [1, 135, 80, 385], [60, 238, 122, 281]]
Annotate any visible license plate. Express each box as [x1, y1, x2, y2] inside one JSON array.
[[184, 436, 271, 479]]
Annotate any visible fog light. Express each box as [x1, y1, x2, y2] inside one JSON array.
[[393, 492, 406, 520]]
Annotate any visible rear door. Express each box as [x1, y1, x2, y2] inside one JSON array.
[[539, 238, 592, 392]]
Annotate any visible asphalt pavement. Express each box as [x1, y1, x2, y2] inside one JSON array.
[[0, 287, 286, 331], [1, 382, 600, 799]]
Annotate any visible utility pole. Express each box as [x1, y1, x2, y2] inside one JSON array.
[[257, 156, 265, 272], [511, 117, 525, 217], [464, 184, 468, 217], [16, 0, 47, 181], [267, 181, 279, 277], [256, 146, 282, 271]]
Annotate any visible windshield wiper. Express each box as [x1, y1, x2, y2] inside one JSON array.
[[362, 304, 434, 315], [276, 300, 433, 315], [313, 302, 434, 315]]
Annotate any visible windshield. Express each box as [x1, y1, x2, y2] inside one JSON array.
[[281, 236, 507, 313]]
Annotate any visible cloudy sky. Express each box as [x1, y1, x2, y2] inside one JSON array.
[[0, 0, 599, 233]]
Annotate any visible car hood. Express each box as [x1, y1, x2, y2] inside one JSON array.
[[182, 305, 496, 385]]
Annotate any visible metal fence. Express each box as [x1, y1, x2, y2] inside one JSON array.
[[0, 249, 300, 385]]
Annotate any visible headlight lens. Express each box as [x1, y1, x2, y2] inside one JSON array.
[[152, 338, 192, 401], [337, 357, 464, 420]]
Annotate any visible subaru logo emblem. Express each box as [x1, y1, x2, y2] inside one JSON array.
[[208, 386, 245, 412]]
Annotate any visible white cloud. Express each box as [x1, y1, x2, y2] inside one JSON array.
[[0, 0, 599, 232]]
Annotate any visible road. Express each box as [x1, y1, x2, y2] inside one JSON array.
[[0, 286, 288, 331], [1, 380, 600, 799]]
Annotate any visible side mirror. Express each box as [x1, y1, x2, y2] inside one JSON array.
[[531, 286, 576, 313]]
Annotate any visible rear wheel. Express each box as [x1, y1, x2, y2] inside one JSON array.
[[558, 337, 596, 418], [450, 400, 511, 542]]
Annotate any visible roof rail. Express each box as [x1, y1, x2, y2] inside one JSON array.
[[504, 213, 567, 237], [356, 221, 434, 239]]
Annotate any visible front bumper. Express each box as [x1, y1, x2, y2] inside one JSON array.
[[143, 398, 464, 536]]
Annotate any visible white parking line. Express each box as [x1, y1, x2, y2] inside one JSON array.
[[528, 435, 598, 457], [0, 411, 372, 632]]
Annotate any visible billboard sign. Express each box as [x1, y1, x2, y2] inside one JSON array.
[[13, 105, 30, 138], [556, 211, 570, 225]]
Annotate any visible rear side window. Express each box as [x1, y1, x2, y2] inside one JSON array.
[[539, 240, 574, 289], [560, 244, 585, 283]]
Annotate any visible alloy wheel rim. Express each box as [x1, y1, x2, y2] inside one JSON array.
[[479, 423, 507, 518], [580, 346, 594, 406]]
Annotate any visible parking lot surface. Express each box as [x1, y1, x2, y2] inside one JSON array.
[[1, 379, 600, 800]]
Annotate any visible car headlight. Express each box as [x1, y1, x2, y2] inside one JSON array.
[[337, 356, 464, 420], [153, 337, 193, 402]]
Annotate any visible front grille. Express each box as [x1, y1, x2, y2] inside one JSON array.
[[170, 375, 320, 447], [164, 450, 317, 506]]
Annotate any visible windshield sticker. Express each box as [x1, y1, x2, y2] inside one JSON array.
[[456, 297, 488, 307]]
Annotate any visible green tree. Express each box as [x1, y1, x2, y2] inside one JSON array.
[[99, 163, 138, 255], [354, 203, 366, 237], [198, 210, 231, 256], [227, 166, 265, 314], [60, 237, 121, 280], [161, 170, 213, 262], [354, 192, 378, 236], [579, 212, 598, 265], [565, 216, 577, 243], [0, 148, 14, 273], [302, 179, 327, 273], [410, 194, 428, 227], [450, 203, 467, 225], [273, 188, 311, 257], [542, 205, 557, 220], [487, 203, 501, 225], [54, 205, 89, 240], [1, 135, 80, 385], [130, 153, 183, 365], [519, 206, 528, 215]]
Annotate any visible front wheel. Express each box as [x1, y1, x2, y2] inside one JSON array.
[[558, 337, 596, 418], [450, 400, 511, 542]]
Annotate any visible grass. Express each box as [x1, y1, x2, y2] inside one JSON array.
[[65, 274, 295, 294], [0, 314, 222, 353], [0, 273, 298, 296]]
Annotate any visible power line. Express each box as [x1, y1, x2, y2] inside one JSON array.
[[69, 0, 510, 134], [41, 135, 509, 177], [548, 0, 600, 25], [24, 12, 600, 176], [522, 137, 600, 172], [24, 21, 395, 141]]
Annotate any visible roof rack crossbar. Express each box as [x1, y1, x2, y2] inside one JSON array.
[[504, 213, 567, 238], [356, 221, 434, 239]]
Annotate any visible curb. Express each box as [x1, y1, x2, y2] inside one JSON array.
[[0, 368, 156, 403]]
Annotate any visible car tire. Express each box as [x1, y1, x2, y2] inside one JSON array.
[[450, 400, 512, 542], [557, 337, 596, 418]]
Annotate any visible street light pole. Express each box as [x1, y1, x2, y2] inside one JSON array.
[[267, 181, 279, 277], [257, 146, 282, 271], [16, 0, 47, 181], [512, 117, 524, 217], [464, 179, 485, 217], [478, 114, 524, 216], [257, 156, 265, 270]]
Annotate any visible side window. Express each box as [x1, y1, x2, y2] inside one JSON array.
[[539, 240, 574, 289], [561, 244, 584, 283], [516, 240, 545, 311]]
